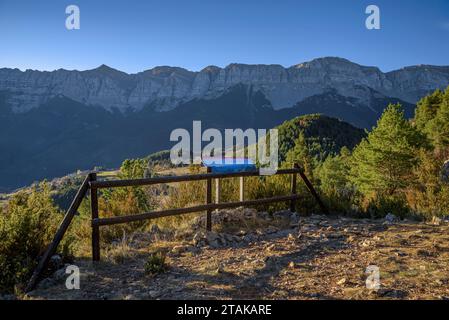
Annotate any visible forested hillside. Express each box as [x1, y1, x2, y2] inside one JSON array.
[[276, 114, 366, 162]]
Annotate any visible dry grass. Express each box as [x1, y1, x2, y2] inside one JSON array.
[[104, 235, 136, 264]]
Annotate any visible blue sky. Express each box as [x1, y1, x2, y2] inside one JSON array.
[[0, 0, 448, 73]]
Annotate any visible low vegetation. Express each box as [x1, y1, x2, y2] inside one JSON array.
[[144, 251, 168, 275], [0, 184, 73, 293]]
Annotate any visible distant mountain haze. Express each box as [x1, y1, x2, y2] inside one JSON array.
[[1, 57, 448, 191]]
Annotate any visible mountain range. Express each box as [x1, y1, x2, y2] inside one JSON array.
[[1, 57, 449, 191]]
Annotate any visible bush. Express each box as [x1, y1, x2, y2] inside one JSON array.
[[363, 193, 410, 219], [164, 180, 206, 210], [407, 149, 449, 219], [144, 251, 168, 275], [0, 183, 73, 293], [69, 186, 153, 256], [315, 148, 356, 214], [246, 175, 290, 212]]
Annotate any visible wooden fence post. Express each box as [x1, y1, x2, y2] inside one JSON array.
[[206, 167, 212, 231], [298, 168, 329, 214], [90, 172, 100, 261], [26, 175, 90, 292], [215, 177, 221, 210], [290, 163, 298, 213], [239, 176, 245, 202]]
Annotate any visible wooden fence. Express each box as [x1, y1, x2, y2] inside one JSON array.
[[26, 164, 327, 291]]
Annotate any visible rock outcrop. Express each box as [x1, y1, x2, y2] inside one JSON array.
[[1, 57, 448, 113]]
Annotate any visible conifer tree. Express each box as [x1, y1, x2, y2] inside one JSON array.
[[427, 88, 449, 153], [317, 146, 351, 194], [350, 104, 425, 195], [285, 131, 314, 177], [414, 89, 444, 131]]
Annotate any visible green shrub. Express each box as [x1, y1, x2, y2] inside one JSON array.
[[246, 175, 290, 212], [315, 148, 356, 214], [0, 183, 73, 293], [144, 251, 168, 275], [364, 193, 410, 219]]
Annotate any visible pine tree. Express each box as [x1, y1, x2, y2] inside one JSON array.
[[414, 89, 444, 131], [413, 86, 449, 156], [350, 104, 426, 195], [317, 146, 351, 194], [284, 131, 314, 177], [427, 88, 449, 153], [315, 146, 354, 213]]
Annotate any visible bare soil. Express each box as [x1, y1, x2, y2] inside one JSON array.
[[25, 214, 449, 300]]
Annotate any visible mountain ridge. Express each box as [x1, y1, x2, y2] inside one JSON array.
[[6, 56, 449, 75], [1, 57, 448, 113]]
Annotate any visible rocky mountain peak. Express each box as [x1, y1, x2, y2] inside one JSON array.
[[85, 64, 129, 78], [200, 65, 221, 73], [142, 66, 194, 78], [0, 57, 448, 114], [292, 56, 355, 68]]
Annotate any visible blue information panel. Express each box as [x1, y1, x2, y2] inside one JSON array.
[[202, 157, 257, 173]]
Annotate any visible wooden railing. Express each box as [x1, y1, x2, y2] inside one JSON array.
[[26, 174, 92, 292], [26, 164, 327, 292]]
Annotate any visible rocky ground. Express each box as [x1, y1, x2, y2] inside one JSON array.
[[21, 209, 449, 300]]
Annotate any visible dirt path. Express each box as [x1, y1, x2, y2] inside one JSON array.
[[26, 215, 449, 300]]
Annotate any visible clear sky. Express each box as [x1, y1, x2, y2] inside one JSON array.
[[1, 0, 448, 73]]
